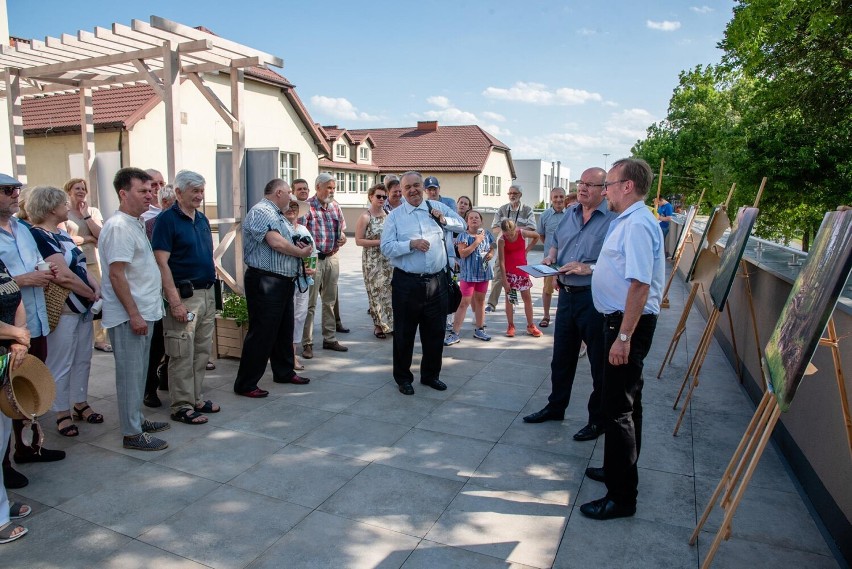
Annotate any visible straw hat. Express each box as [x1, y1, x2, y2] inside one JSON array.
[[289, 197, 310, 219], [0, 355, 56, 419]]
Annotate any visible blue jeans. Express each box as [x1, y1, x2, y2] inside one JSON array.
[[109, 321, 154, 436]]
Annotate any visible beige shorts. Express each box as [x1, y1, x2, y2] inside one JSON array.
[[543, 275, 557, 295]]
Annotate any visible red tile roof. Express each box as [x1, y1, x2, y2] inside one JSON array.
[[318, 158, 380, 173], [22, 85, 158, 134], [347, 124, 514, 176]]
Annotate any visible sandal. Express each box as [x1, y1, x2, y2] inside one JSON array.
[[0, 522, 27, 544], [194, 400, 220, 413], [9, 502, 31, 520], [538, 317, 550, 328], [73, 404, 104, 424], [374, 327, 387, 339], [56, 416, 79, 437], [206, 361, 216, 371], [94, 343, 113, 353], [171, 408, 208, 425]]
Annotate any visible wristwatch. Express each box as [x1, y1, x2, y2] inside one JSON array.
[[83, 215, 92, 220], [589, 264, 596, 272], [618, 332, 631, 342]]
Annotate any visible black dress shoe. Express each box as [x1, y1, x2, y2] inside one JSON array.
[[274, 375, 310, 385], [143, 393, 162, 408], [14, 446, 66, 463], [399, 383, 415, 395], [579, 496, 635, 520], [522, 408, 565, 423], [585, 466, 605, 482], [2, 465, 28, 489], [573, 423, 603, 441], [237, 388, 269, 398], [420, 378, 447, 391], [336, 324, 350, 333]]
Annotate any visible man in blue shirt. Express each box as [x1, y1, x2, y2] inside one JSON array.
[[581, 158, 665, 521], [655, 196, 674, 257], [381, 172, 464, 395], [523, 169, 616, 446], [152, 170, 218, 426], [536, 186, 568, 328]]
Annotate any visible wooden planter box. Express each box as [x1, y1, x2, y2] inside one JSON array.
[[215, 316, 248, 359]]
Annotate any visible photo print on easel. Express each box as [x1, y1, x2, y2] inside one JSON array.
[[709, 206, 759, 310], [763, 209, 852, 411]]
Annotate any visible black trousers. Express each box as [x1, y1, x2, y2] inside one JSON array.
[[144, 318, 165, 396], [391, 269, 447, 385], [601, 312, 657, 508], [547, 288, 606, 425], [233, 268, 296, 393]]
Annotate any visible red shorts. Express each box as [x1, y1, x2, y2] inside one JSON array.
[[459, 280, 488, 297]]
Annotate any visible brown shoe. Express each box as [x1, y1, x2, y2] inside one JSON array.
[[322, 341, 348, 352], [302, 344, 313, 359]]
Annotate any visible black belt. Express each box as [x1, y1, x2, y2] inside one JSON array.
[[604, 311, 658, 321], [191, 281, 215, 290], [558, 284, 591, 293], [394, 268, 441, 280], [246, 267, 293, 280], [317, 250, 337, 260]]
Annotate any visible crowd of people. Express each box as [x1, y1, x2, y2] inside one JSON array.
[[0, 157, 667, 543]]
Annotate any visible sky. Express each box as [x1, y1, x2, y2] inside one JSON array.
[[7, 0, 735, 179]]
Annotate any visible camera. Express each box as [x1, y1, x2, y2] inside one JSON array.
[[292, 235, 312, 246]]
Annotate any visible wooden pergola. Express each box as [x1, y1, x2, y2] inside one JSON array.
[[0, 15, 284, 292]]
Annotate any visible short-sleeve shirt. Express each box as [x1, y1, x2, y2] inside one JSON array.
[[657, 202, 674, 230], [302, 196, 346, 255], [0, 217, 49, 337], [537, 207, 567, 252], [243, 198, 300, 278], [30, 226, 93, 313], [151, 202, 215, 285], [455, 231, 494, 282], [491, 203, 536, 230], [552, 202, 616, 287], [99, 211, 164, 328], [66, 206, 103, 263]]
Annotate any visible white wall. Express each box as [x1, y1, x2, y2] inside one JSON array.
[[0, 0, 12, 174], [513, 159, 571, 207]]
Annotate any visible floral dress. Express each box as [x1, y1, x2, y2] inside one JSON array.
[[362, 214, 393, 333]]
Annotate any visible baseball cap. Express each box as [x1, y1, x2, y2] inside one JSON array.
[[424, 176, 440, 189], [0, 173, 23, 187]]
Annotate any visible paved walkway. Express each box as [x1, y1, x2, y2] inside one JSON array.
[[6, 245, 839, 568]]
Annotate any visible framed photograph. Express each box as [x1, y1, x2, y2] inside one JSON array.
[[674, 205, 698, 255], [709, 207, 759, 311], [686, 206, 730, 282], [764, 210, 852, 411]]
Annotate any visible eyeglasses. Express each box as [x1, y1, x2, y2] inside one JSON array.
[[577, 181, 604, 189], [507, 192, 520, 196], [603, 180, 627, 190], [373, 194, 388, 200], [0, 186, 20, 196]]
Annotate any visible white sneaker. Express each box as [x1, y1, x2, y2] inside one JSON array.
[[446, 321, 454, 332], [444, 332, 461, 346]]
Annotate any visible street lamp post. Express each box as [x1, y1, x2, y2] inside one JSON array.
[[603, 153, 610, 171]]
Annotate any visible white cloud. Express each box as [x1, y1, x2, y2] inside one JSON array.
[[603, 108, 657, 142], [482, 123, 511, 137], [690, 6, 713, 14], [481, 111, 506, 122], [426, 95, 451, 109], [646, 20, 681, 31], [422, 108, 478, 123], [309, 95, 379, 121], [482, 82, 602, 105], [577, 27, 597, 36], [602, 100, 619, 107]]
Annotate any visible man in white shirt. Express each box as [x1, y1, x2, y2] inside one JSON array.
[[100, 167, 169, 451]]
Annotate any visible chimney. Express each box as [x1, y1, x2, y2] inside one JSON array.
[[417, 121, 438, 131]]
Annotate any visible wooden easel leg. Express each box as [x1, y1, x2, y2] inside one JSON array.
[[673, 311, 721, 435], [658, 282, 701, 378], [740, 260, 767, 387], [825, 319, 852, 456], [699, 400, 781, 569], [725, 302, 742, 380], [720, 392, 777, 509], [674, 308, 718, 409], [690, 391, 773, 545]]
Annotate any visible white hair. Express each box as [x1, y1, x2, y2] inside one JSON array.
[[315, 172, 335, 187], [174, 170, 205, 192]]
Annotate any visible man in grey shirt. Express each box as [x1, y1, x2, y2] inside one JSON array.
[[536, 186, 568, 328], [486, 184, 535, 312]]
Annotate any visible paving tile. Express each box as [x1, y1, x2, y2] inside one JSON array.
[[219, 399, 335, 442], [377, 428, 494, 481], [153, 427, 286, 482], [499, 415, 596, 460], [695, 533, 840, 569], [87, 417, 208, 462], [471, 359, 550, 389], [293, 413, 410, 461], [99, 539, 211, 569], [139, 484, 311, 569], [448, 377, 536, 412], [554, 512, 698, 568], [270, 378, 375, 412], [415, 400, 517, 442], [403, 539, 538, 568], [426, 482, 571, 568], [57, 461, 220, 537], [319, 463, 464, 537], [345, 383, 442, 427], [246, 510, 420, 569], [230, 445, 368, 508], [471, 443, 587, 505]]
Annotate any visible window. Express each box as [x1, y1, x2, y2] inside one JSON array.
[[359, 147, 369, 161], [358, 174, 368, 193], [490, 176, 496, 196], [496, 177, 501, 196], [279, 152, 299, 184], [335, 172, 346, 192], [336, 144, 347, 159], [348, 173, 357, 193], [482, 175, 488, 196]]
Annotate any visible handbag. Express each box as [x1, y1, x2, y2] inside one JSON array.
[[425, 201, 463, 314], [44, 282, 71, 332]]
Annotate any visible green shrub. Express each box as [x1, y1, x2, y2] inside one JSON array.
[[221, 293, 249, 326]]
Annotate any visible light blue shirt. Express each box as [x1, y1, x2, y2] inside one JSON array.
[[243, 198, 299, 277], [0, 217, 49, 336], [552, 201, 616, 286], [592, 200, 665, 315], [537, 207, 567, 252], [381, 199, 464, 274]]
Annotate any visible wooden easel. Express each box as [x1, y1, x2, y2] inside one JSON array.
[[691, 318, 850, 568], [661, 188, 706, 310], [657, 184, 735, 379], [672, 179, 768, 436]]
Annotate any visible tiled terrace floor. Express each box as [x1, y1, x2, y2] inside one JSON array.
[[4, 246, 840, 568]]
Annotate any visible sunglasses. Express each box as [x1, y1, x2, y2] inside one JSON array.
[[374, 194, 388, 200], [0, 186, 20, 196]]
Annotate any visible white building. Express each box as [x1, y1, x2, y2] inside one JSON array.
[[513, 159, 571, 208]]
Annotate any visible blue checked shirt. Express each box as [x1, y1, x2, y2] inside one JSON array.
[[455, 231, 494, 282], [243, 198, 299, 277]]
